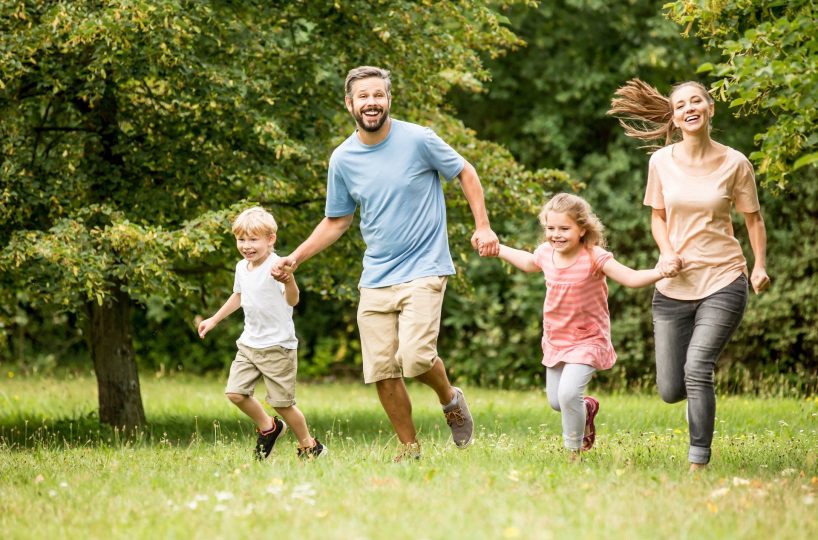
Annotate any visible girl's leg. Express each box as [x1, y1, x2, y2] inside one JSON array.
[[274, 405, 314, 448], [544, 364, 564, 412], [652, 290, 696, 403], [556, 363, 596, 451], [227, 393, 273, 431], [685, 276, 748, 465]]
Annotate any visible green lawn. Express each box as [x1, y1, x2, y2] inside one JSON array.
[[1, 374, 816, 539]]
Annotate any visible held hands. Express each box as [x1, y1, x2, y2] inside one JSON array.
[[472, 227, 499, 257], [657, 252, 683, 278], [271, 255, 297, 283], [750, 266, 770, 294]]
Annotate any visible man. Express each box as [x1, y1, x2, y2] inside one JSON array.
[[272, 66, 499, 461]]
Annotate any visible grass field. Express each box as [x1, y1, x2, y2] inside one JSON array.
[[1, 374, 817, 539]]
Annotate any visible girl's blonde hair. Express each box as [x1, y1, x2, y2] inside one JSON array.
[[232, 206, 278, 237], [538, 193, 606, 249], [607, 78, 714, 147]]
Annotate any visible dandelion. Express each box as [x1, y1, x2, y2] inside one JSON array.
[[503, 526, 521, 538], [291, 483, 316, 505], [804, 495, 815, 506], [507, 469, 520, 482], [48, 489, 57, 498], [709, 487, 730, 499], [34, 475, 45, 484], [781, 468, 797, 477], [215, 491, 234, 501], [732, 477, 750, 486], [214, 504, 227, 513]]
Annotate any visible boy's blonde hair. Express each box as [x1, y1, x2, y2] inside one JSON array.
[[232, 206, 278, 237], [538, 193, 606, 249]]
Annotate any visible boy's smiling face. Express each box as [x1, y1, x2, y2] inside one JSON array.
[[235, 231, 276, 268]]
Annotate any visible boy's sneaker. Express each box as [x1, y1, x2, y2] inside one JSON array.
[[297, 439, 327, 460], [393, 441, 422, 463], [255, 417, 287, 460], [443, 387, 474, 448], [581, 396, 599, 452]]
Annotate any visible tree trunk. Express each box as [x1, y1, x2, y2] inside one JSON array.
[[87, 286, 146, 429]]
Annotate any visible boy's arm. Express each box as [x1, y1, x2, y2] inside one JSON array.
[[497, 244, 540, 273], [283, 275, 299, 307], [601, 258, 663, 288], [198, 293, 241, 339]]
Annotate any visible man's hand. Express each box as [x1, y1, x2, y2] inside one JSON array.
[[472, 227, 499, 257]]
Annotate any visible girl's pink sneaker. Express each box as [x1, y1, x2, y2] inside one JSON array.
[[581, 396, 600, 451]]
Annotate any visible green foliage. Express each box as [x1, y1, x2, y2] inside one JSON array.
[[666, 0, 818, 189], [0, 1, 564, 371]]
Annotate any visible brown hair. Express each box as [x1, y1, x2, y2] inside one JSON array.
[[538, 193, 606, 249], [607, 79, 713, 147], [344, 66, 391, 98]]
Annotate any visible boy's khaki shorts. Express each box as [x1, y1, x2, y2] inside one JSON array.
[[224, 343, 297, 407], [357, 275, 448, 384]]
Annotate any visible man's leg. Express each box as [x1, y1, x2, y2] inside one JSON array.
[[375, 377, 417, 444], [414, 356, 455, 405]]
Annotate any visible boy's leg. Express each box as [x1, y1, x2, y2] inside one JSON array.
[[227, 393, 274, 431], [274, 405, 313, 448]]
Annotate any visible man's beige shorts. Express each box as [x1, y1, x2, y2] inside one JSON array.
[[357, 275, 448, 383], [224, 343, 297, 407]]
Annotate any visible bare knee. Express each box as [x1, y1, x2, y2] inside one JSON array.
[[226, 393, 248, 405]]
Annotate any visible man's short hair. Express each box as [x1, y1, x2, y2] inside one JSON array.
[[345, 66, 391, 97]]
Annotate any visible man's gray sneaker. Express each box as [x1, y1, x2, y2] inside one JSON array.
[[443, 387, 473, 448]]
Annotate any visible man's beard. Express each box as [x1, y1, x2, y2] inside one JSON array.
[[355, 107, 389, 133]]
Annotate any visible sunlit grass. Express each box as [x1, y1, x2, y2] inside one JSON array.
[[1, 374, 816, 539]]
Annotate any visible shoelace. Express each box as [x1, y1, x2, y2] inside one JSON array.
[[445, 408, 466, 427]]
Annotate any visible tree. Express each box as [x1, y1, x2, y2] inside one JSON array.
[[666, 0, 818, 189], [0, 0, 563, 427]]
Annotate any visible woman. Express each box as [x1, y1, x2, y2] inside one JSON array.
[[609, 79, 770, 471]]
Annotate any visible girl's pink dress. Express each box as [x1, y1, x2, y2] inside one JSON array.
[[532, 243, 617, 370]]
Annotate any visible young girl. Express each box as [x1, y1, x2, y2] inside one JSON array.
[[488, 193, 674, 459], [609, 79, 769, 471]]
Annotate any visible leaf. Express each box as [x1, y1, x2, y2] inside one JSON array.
[[793, 152, 818, 171], [696, 62, 715, 73]]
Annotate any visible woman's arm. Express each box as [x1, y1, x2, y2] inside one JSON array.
[[651, 208, 682, 274], [497, 244, 540, 273], [601, 258, 664, 288], [743, 211, 770, 293]]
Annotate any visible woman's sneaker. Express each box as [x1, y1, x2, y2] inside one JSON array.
[[581, 396, 599, 452], [255, 417, 287, 460], [297, 439, 327, 460]]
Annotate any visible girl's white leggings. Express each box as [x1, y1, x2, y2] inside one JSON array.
[[545, 362, 596, 450]]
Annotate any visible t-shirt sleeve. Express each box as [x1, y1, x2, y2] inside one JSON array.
[[532, 243, 549, 271], [643, 153, 665, 209], [423, 128, 465, 181], [733, 155, 761, 213], [590, 246, 614, 275], [233, 264, 242, 294], [325, 152, 357, 217]]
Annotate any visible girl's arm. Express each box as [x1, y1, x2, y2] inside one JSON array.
[[198, 293, 241, 339], [497, 244, 540, 273], [283, 275, 300, 306], [743, 211, 770, 293], [601, 258, 663, 289], [651, 208, 682, 274]]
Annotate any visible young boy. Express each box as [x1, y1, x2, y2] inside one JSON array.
[[198, 206, 326, 460]]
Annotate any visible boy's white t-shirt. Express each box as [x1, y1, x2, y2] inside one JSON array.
[[233, 253, 298, 349]]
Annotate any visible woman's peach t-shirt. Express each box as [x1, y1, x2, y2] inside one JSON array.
[[644, 144, 760, 300]]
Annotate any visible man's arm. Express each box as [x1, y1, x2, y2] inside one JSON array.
[[458, 161, 499, 256], [271, 215, 354, 280]]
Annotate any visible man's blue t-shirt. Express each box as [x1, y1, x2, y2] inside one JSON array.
[[326, 119, 464, 288]]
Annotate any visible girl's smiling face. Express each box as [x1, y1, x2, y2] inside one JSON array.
[[545, 211, 585, 257]]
